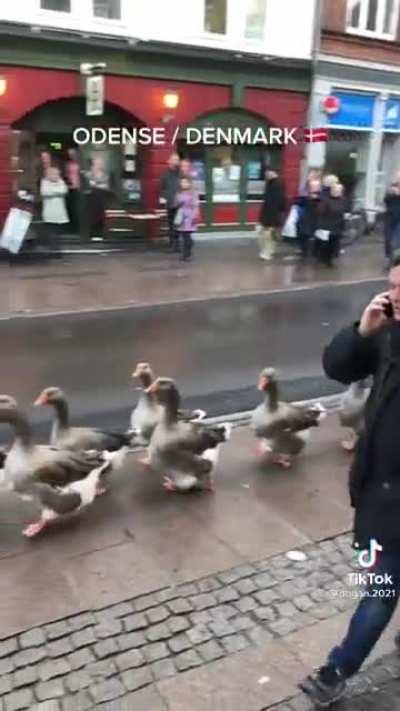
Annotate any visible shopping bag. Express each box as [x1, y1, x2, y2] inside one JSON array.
[[281, 204, 299, 239], [0, 208, 32, 254], [315, 229, 330, 242], [173, 207, 184, 228]]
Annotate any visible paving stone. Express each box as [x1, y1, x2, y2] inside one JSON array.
[[115, 649, 145, 672], [65, 670, 91, 693], [0, 639, 18, 659], [146, 606, 170, 625], [310, 589, 327, 603], [291, 611, 315, 629], [221, 633, 250, 655], [253, 572, 275, 589], [190, 611, 212, 625], [117, 632, 146, 652], [274, 569, 297, 582], [311, 604, 338, 620], [279, 581, 304, 598], [61, 691, 93, 711], [93, 638, 119, 659], [151, 659, 176, 681], [231, 615, 256, 632], [156, 587, 179, 604], [189, 593, 217, 611], [45, 622, 70, 642], [253, 606, 278, 623], [176, 583, 198, 597], [47, 638, 74, 658], [246, 627, 274, 646], [231, 564, 257, 579], [32, 702, 62, 711], [104, 603, 133, 618], [270, 556, 291, 569], [68, 614, 95, 633], [167, 616, 190, 635], [0, 676, 13, 695], [39, 658, 71, 682], [293, 595, 314, 612], [168, 634, 193, 654], [68, 648, 96, 671], [0, 658, 14, 675], [145, 623, 171, 642], [13, 665, 38, 689], [210, 604, 237, 620], [276, 601, 297, 617], [94, 619, 122, 639], [197, 639, 225, 662], [217, 568, 245, 585], [4, 689, 34, 711], [123, 613, 148, 632], [288, 694, 315, 710], [36, 680, 65, 701], [19, 628, 46, 649], [234, 578, 257, 595], [234, 596, 258, 614], [120, 666, 152, 691], [187, 625, 213, 645], [89, 678, 125, 704], [14, 647, 46, 669], [269, 618, 299, 637], [208, 619, 236, 638], [254, 589, 280, 606], [175, 649, 202, 672], [197, 577, 220, 593], [215, 587, 240, 604], [132, 594, 159, 612], [71, 629, 96, 649], [143, 642, 169, 663], [167, 598, 193, 615], [86, 660, 116, 680]]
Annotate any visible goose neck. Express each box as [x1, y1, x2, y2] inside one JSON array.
[[265, 382, 279, 411], [54, 398, 69, 429]]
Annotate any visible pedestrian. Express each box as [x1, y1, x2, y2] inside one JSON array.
[[258, 168, 286, 261], [174, 176, 199, 262], [40, 166, 69, 247], [383, 181, 400, 267], [321, 173, 339, 198], [85, 156, 110, 240], [295, 178, 321, 259], [159, 153, 181, 252], [300, 258, 400, 707], [316, 181, 347, 267], [64, 148, 81, 234]]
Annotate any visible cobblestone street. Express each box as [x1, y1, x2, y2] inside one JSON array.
[[0, 531, 399, 710]]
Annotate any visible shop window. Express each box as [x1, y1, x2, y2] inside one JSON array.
[[346, 0, 399, 39], [245, 0, 266, 40], [93, 0, 121, 20], [204, 0, 227, 34], [40, 0, 70, 11]]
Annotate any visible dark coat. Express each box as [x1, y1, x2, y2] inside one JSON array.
[[159, 168, 180, 208], [384, 192, 400, 231], [295, 195, 320, 237], [323, 322, 400, 550], [318, 196, 346, 235], [259, 177, 286, 228]]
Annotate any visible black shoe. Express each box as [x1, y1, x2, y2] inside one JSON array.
[[298, 665, 346, 708]]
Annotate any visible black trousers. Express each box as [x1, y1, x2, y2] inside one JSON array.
[[318, 233, 340, 265], [167, 207, 179, 250], [179, 231, 193, 259]]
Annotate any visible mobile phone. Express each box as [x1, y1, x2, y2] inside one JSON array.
[[384, 299, 394, 319]]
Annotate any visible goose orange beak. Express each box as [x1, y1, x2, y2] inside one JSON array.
[[34, 394, 48, 406], [258, 376, 269, 391], [145, 381, 158, 394]]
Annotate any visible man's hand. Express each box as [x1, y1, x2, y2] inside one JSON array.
[[358, 292, 391, 337]]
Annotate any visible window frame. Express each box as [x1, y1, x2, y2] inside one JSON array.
[[346, 0, 400, 40], [244, 0, 267, 41], [92, 0, 121, 21], [39, 0, 71, 13], [203, 0, 228, 37]]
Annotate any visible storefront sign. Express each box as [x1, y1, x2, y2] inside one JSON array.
[[384, 98, 400, 130], [321, 95, 340, 115], [86, 75, 104, 116], [327, 92, 376, 128]]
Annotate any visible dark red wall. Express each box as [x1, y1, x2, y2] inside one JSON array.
[[0, 65, 308, 227]]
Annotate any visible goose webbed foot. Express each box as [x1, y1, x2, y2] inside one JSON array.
[[96, 485, 107, 496], [163, 476, 177, 492], [272, 454, 293, 469], [22, 519, 47, 538], [341, 435, 357, 452], [256, 441, 272, 458], [139, 456, 151, 467]]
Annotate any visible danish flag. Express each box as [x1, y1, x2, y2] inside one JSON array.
[[303, 127, 329, 143]]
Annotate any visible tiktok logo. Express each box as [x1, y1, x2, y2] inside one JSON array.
[[358, 539, 383, 569]]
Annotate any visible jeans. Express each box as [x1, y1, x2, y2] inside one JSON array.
[[179, 231, 193, 259], [258, 227, 276, 258], [327, 550, 400, 677]]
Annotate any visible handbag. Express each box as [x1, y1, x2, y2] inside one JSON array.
[[174, 207, 184, 228], [315, 229, 330, 242], [281, 204, 299, 239]]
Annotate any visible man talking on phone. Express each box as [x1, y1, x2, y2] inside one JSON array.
[[300, 253, 400, 707]]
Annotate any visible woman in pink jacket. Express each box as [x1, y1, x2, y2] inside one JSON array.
[[174, 177, 199, 261]]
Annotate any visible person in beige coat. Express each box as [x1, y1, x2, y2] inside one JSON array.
[[40, 167, 69, 246]]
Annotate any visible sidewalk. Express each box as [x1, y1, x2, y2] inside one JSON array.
[[1, 416, 399, 710], [2, 234, 385, 318]]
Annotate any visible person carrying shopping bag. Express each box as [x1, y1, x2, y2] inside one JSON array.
[[257, 168, 286, 261]]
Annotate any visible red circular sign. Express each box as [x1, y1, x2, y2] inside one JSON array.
[[322, 95, 340, 115]]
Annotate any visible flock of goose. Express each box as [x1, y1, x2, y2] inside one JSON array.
[[0, 363, 369, 538]]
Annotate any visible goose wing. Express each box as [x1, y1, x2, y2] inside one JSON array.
[[30, 449, 104, 488], [256, 404, 322, 438], [26, 482, 82, 515], [56, 427, 132, 452]]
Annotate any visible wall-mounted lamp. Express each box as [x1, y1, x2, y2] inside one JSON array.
[[0, 77, 7, 97], [163, 91, 179, 110]]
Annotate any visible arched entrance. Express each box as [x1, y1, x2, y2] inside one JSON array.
[[12, 97, 146, 240], [178, 109, 282, 228]]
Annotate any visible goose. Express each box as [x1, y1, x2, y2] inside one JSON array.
[[339, 380, 370, 452], [251, 368, 326, 468], [0, 395, 125, 536], [146, 377, 231, 492], [34, 387, 133, 456]]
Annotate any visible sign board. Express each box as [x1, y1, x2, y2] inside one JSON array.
[[384, 98, 400, 130], [86, 75, 104, 116], [327, 92, 376, 129], [0, 207, 32, 254]]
